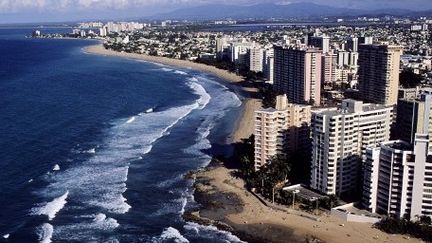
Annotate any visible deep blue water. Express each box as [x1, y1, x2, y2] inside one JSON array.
[[0, 28, 244, 243]]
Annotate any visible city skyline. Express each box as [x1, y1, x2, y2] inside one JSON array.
[[2, 0, 432, 24], [2, 2, 432, 241]]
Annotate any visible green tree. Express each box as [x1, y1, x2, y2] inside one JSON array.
[[256, 155, 291, 199], [419, 215, 432, 226], [400, 69, 422, 88], [260, 85, 277, 109]]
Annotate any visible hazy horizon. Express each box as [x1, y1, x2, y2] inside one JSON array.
[[1, 0, 432, 24]]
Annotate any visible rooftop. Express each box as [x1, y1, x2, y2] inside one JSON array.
[[315, 99, 390, 117], [382, 140, 413, 151], [283, 184, 327, 201], [257, 107, 278, 113]]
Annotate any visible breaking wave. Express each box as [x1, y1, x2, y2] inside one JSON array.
[[184, 222, 245, 243], [156, 227, 190, 243], [31, 191, 69, 220], [37, 223, 54, 243]]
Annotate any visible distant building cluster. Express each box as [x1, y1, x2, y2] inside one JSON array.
[[99, 22, 148, 36]]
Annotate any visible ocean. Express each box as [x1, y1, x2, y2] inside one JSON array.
[[0, 28, 244, 243]]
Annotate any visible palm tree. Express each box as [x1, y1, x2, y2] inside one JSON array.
[[257, 155, 291, 201]]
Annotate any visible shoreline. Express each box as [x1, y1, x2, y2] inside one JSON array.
[[84, 44, 260, 144], [84, 44, 421, 243], [186, 162, 421, 243], [83, 44, 243, 83]]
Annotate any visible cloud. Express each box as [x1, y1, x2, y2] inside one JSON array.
[[276, 1, 291, 5], [0, 0, 200, 12], [1, 0, 432, 13]]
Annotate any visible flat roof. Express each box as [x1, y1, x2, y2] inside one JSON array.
[[382, 140, 413, 151], [336, 204, 381, 218], [283, 185, 327, 201], [257, 107, 278, 113]]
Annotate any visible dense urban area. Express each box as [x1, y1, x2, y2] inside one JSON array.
[[34, 16, 432, 241]]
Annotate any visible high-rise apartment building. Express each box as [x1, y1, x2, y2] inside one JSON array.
[[363, 135, 432, 220], [249, 46, 264, 72], [398, 87, 419, 100], [337, 51, 350, 67], [347, 37, 359, 52], [254, 95, 311, 170], [273, 45, 322, 106], [230, 42, 251, 65], [358, 44, 402, 106], [310, 99, 393, 195], [308, 35, 330, 53], [321, 52, 337, 84], [359, 36, 374, 45], [396, 93, 432, 152], [99, 27, 107, 37], [263, 48, 274, 84], [216, 36, 231, 60]]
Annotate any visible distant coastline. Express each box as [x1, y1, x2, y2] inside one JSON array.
[[83, 44, 243, 83]]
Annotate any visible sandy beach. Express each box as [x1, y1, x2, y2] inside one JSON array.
[[84, 44, 243, 83], [189, 164, 421, 243], [84, 45, 420, 243]]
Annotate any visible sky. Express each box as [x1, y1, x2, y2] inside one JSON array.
[[1, 0, 432, 24]]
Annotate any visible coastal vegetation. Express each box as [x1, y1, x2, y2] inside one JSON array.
[[233, 135, 332, 211], [375, 216, 432, 242]]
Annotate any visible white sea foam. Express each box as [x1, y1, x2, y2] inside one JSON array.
[[31, 191, 69, 220], [35, 85, 211, 237], [183, 117, 213, 159], [32, 72, 245, 241], [53, 213, 119, 240], [52, 164, 60, 171], [85, 148, 96, 154], [174, 70, 188, 75], [126, 116, 136, 124], [152, 189, 193, 217], [37, 223, 53, 243], [187, 78, 211, 109], [93, 213, 106, 222], [156, 174, 183, 188], [184, 222, 245, 243], [152, 62, 167, 67], [92, 213, 120, 229], [195, 74, 242, 108], [188, 77, 199, 82], [179, 197, 187, 215], [161, 67, 173, 72], [159, 227, 189, 243]]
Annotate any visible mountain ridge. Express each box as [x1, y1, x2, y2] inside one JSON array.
[[152, 2, 428, 20]]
